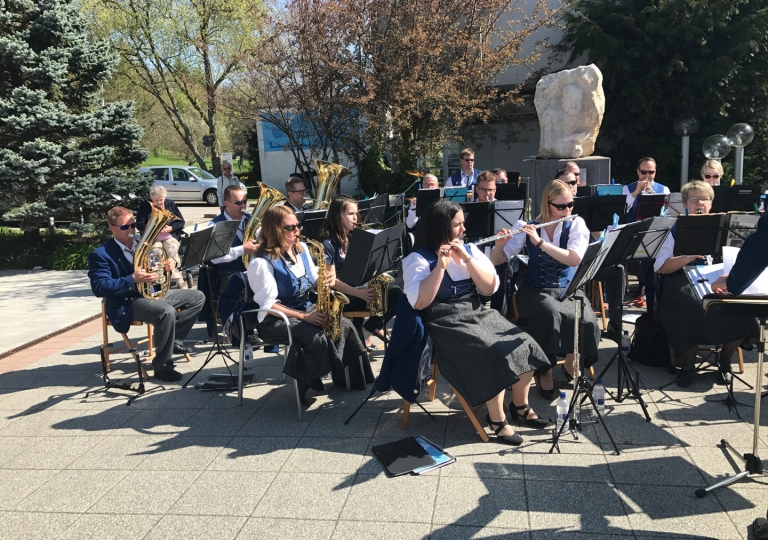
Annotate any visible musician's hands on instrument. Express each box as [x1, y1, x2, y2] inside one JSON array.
[[357, 288, 376, 302], [712, 275, 729, 293], [450, 239, 472, 263], [303, 311, 328, 326], [163, 259, 175, 272], [494, 228, 512, 249], [324, 271, 336, 288], [521, 224, 542, 245], [437, 244, 452, 269], [132, 269, 158, 284], [633, 178, 652, 197], [242, 240, 259, 255]]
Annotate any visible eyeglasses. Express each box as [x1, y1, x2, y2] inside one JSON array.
[[703, 174, 721, 180], [282, 224, 300, 232], [549, 201, 575, 211], [289, 190, 307, 194], [688, 197, 712, 204], [232, 199, 247, 205], [117, 222, 137, 230], [638, 169, 656, 175]]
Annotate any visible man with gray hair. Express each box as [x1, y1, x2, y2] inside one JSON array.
[[216, 161, 246, 209], [406, 173, 439, 228]]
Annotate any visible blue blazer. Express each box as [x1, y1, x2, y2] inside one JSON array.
[[446, 169, 482, 187], [727, 212, 768, 296], [88, 238, 140, 333]]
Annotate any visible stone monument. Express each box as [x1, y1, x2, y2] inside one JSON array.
[[534, 64, 605, 159]]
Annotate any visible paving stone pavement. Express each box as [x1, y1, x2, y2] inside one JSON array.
[[0, 309, 767, 539]]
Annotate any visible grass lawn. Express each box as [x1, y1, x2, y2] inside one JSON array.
[[141, 149, 252, 172]]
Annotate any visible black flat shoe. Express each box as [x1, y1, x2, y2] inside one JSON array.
[[173, 343, 192, 354], [154, 369, 183, 382], [534, 374, 555, 400], [310, 378, 325, 392], [676, 368, 694, 388], [510, 402, 552, 429], [485, 414, 523, 446]]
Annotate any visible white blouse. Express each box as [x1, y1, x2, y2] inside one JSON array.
[[247, 242, 319, 322], [502, 216, 590, 261], [402, 243, 499, 308]]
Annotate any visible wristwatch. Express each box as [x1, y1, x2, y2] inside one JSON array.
[[536, 238, 544, 248]]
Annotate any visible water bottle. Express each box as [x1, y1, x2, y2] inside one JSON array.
[[621, 331, 631, 355], [592, 378, 605, 414], [244, 342, 255, 366], [556, 391, 569, 433]]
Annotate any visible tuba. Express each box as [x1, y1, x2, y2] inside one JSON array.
[[301, 236, 349, 341], [242, 184, 287, 268], [312, 160, 351, 209], [135, 204, 178, 299], [366, 272, 395, 317]]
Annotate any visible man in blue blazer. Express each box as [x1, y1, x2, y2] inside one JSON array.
[[446, 147, 482, 188], [88, 206, 206, 382]]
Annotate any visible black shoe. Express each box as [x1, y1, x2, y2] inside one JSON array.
[[154, 369, 183, 382], [754, 517, 768, 539], [715, 367, 733, 386], [534, 374, 555, 400], [510, 402, 552, 429], [560, 365, 574, 383], [310, 378, 325, 392], [602, 321, 621, 343], [485, 414, 523, 445], [173, 343, 192, 354], [676, 369, 694, 388]]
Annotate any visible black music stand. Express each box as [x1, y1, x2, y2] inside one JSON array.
[[595, 217, 675, 420], [549, 241, 621, 455], [711, 184, 762, 213], [635, 194, 668, 221], [415, 189, 441, 217], [572, 195, 627, 232], [298, 209, 327, 240], [496, 183, 527, 201], [674, 213, 759, 256], [460, 202, 493, 239], [576, 186, 594, 197], [180, 220, 240, 388], [359, 193, 389, 224], [692, 299, 768, 498]]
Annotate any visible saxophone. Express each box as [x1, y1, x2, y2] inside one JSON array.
[[301, 236, 349, 341], [366, 272, 395, 317], [135, 204, 178, 299]]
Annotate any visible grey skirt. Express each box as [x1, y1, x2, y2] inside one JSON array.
[[515, 282, 600, 368], [258, 314, 369, 384], [422, 296, 549, 407], [658, 272, 759, 355]]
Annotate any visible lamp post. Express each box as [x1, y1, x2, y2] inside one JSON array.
[[673, 117, 699, 185], [702, 135, 732, 175], [726, 123, 754, 185]]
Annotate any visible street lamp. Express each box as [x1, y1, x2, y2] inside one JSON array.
[[673, 116, 699, 184], [726, 123, 754, 185], [702, 134, 732, 162]]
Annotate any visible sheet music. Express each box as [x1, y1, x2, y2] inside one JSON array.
[[665, 193, 684, 216], [494, 200, 525, 231], [723, 246, 768, 295], [689, 264, 724, 299], [725, 214, 759, 248]]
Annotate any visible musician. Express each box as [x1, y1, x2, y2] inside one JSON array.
[[555, 169, 579, 195], [491, 180, 600, 397], [405, 174, 439, 229], [700, 159, 724, 186], [623, 157, 670, 222], [654, 181, 758, 387], [474, 171, 497, 202], [136, 185, 187, 289], [446, 148, 482, 188], [246, 205, 369, 403], [564, 161, 586, 187], [403, 199, 550, 444], [88, 206, 205, 382], [713, 212, 768, 295], [320, 196, 402, 350], [284, 176, 308, 212], [216, 160, 246, 210], [491, 168, 508, 184]]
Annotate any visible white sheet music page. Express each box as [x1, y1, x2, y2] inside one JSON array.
[[723, 246, 768, 295], [693, 264, 724, 298]]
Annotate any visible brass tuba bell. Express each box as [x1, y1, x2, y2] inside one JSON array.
[[242, 183, 287, 269], [312, 160, 351, 209], [135, 204, 178, 299]]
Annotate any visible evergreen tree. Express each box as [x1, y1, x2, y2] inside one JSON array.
[[561, 0, 768, 188], [0, 0, 149, 233]]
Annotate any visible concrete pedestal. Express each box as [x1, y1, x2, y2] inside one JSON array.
[[529, 156, 611, 212]]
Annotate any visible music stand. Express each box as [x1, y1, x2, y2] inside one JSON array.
[[711, 184, 762, 213], [298, 209, 327, 240], [595, 216, 675, 419], [358, 193, 390, 224], [339, 224, 405, 287], [496, 183, 527, 201], [595, 184, 623, 196], [415, 189, 441, 218], [549, 241, 621, 455], [673, 213, 760, 256], [576, 186, 594, 197], [493, 200, 525, 231], [572, 195, 626, 232], [460, 202, 493, 239], [180, 220, 240, 388], [635, 194, 668, 221], [444, 187, 468, 203]]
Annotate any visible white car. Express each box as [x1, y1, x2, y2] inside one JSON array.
[[140, 165, 220, 206]]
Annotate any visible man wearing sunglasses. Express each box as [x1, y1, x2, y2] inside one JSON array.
[[564, 161, 586, 187], [555, 169, 579, 195], [623, 157, 669, 222], [88, 206, 206, 382], [446, 147, 483, 188]]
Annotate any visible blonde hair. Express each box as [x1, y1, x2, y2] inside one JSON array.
[[681, 180, 714, 203], [700, 159, 724, 177], [107, 206, 132, 226], [537, 180, 570, 222]]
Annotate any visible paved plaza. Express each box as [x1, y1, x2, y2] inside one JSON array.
[[0, 269, 767, 539]]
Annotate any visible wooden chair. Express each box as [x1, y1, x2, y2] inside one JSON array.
[[401, 356, 491, 442], [101, 299, 191, 378], [669, 344, 745, 374], [589, 280, 608, 331]]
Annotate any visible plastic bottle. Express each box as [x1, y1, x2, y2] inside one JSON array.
[[592, 378, 605, 414], [621, 331, 631, 355], [556, 391, 569, 433], [244, 342, 255, 366]]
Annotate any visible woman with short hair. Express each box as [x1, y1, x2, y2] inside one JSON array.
[[135, 184, 187, 288]]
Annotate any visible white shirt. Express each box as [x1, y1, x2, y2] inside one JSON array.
[[622, 182, 670, 209], [247, 242, 319, 322], [502, 216, 590, 261], [405, 201, 418, 228], [117, 239, 138, 264], [207, 212, 247, 264], [216, 175, 246, 206], [402, 243, 499, 308], [653, 232, 712, 273]]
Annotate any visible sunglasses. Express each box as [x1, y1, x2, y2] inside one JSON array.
[[564, 180, 578, 186], [638, 169, 656, 175], [703, 174, 721, 179], [282, 224, 300, 232], [117, 222, 137, 230], [572, 172, 580, 176], [232, 199, 247, 205], [549, 201, 575, 211], [463, 158, 475, 162]]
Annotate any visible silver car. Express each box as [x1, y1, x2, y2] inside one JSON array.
[[140, 165, 220, 206]]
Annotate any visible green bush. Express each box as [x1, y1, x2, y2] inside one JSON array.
[[0, 227, 101, 270], [50, 241, 101, 270]]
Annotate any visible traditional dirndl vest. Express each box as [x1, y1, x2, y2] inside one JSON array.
[[524, 220, 574, 289], [626, 181, 666, 222], [417, 245, 477, 302], [259, 248, 313, 311]]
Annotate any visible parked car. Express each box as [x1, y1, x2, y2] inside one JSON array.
[[139, 165, 220, 206]]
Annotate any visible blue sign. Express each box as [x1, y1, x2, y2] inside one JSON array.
[[261, 114, 312, 152]]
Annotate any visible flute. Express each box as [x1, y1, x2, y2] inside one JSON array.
[[472, 215, 579, 247]]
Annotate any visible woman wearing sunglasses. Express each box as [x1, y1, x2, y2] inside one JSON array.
[[700, 159, 724, 186], [246, 205, 368, 405], [490, 180, 600, 399], [319, 196, 402, 351]]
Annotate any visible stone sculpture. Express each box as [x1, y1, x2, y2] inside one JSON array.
[[535, 64, 605, 159]]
